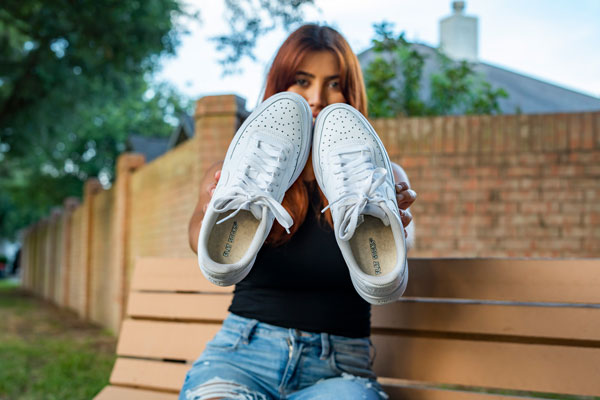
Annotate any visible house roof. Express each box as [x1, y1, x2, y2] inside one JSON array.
[[126, 134, 169, 163], [167, 114, 195, 149], [358, 43, 600, 114], [125, 114, 195, 163], [476, 61, 600, 114]]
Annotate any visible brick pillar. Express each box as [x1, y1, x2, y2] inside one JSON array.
[[60, 197, 80, 307], [46, 207, 62, 303], [194, 94, 248, 173], [34, 220, 44, 296], [27, 224, 38, 291], [36, 219, 48, 296], [20, 226, 32, 290], [31, 222, 40, 292], [110, 153, 145, 334], [82, 178, 102, 319]]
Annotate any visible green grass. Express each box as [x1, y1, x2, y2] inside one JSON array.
[[0, 279, 19, 290], [0, 281, 117, 400]]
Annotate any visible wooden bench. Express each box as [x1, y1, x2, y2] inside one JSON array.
[[94, 257, 600, 399]]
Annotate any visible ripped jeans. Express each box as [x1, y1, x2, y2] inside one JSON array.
[[179, 313, 388, 400]]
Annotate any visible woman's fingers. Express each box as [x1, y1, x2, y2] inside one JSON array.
[[207, 170, 222, 197], [399, 209, 413, 228], [395, 182, 415, 239], [395, 183, 417, 210], [395, 182, 409, 192], [207, 184, 216, 196]]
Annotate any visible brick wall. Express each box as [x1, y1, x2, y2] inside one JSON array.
[[128, 137, 197, 263], [89, 187, 115, 327], [125, 99, 600, 261], [58, 198, 79, 307], [51, 209, 65, 305], [127, 95, 246, 279], [20, 156, 142, 334], [67, 205, 86, 316], [373, 112, 600, 257]]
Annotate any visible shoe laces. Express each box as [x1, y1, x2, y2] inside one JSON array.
[[322, 146, 389, 241], [213, 137, 294, 233]]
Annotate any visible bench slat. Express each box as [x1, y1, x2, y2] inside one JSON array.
[[110, 358, 188, 392], [372, 334, 600, 397], [94, 385, 178, 400], [382, 383, 546, 400], [132, 258, 600, 302], [125, 291, 600, 341], [130, 257, 230, 293], [116, 319, 220, 361], [127, 292, 232, 321], [372, 301, 600, 341], [404, 258, 600, 303]]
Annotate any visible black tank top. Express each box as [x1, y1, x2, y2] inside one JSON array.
[[229, 181, 371, 338]]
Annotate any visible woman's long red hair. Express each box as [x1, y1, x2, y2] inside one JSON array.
[[262, 24, 368, 246]]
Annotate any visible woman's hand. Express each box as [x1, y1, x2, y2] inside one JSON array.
[[390, 162, 416, 241], [188, 162, 223, 254], [203, 169, 221, 213], [395, 181, 416, 237]]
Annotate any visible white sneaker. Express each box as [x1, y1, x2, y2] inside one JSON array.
[[198, 92, 312, 286], [313, 103, 408, 304]]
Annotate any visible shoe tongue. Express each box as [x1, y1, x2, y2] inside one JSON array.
[[357, 203, 390, 227], [332, 143, 369, 157], [247, 203, 263, 220], [222, 200, 262, 220]]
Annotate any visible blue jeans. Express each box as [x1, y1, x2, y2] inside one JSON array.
[[179, 313, 388, 400]]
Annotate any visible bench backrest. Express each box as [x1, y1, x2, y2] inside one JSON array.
[[104, 257, 600, 399]]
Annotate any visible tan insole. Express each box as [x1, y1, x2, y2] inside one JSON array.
[[208, 210, 260, 264], [349, 216, 397, 276]]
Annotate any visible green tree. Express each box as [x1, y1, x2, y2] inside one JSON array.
[[0, 0, 315, 241], [0, 1, 193, 240], [364, 22, 508, 118]]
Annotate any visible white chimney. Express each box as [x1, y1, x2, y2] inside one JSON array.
[[439, 1, 478, 61]]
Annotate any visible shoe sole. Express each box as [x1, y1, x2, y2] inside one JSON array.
[[200, 92, 312, 286], [312, 103, 408, 304], [349, 266, 408, 305]]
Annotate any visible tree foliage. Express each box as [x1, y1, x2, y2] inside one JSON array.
[[0, 1, 196, 240], [364, 22, 508, 118], [212, 0, 315, 74], [0, 0, 316, 240]]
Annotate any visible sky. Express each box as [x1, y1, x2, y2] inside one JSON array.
[[157, 0, 600, 111]]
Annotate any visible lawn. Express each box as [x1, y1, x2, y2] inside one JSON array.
[[0, 279, 116, 400]]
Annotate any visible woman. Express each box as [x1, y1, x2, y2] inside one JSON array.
[[183, 24, 416, 400]]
